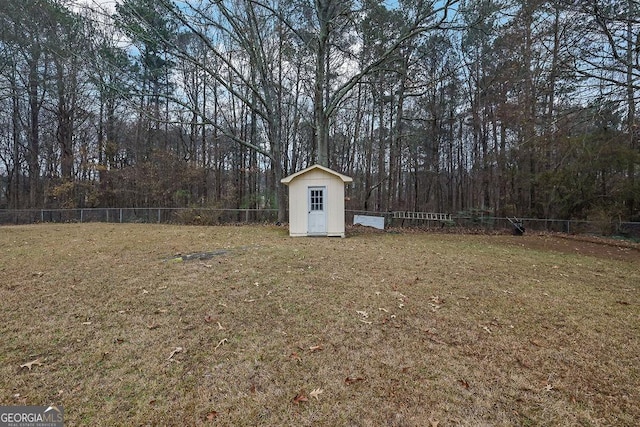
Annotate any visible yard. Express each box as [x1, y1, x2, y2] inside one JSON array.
[[0, 224, 638, 426]]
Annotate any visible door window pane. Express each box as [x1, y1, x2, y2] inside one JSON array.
[[310, 189, 324, 211]]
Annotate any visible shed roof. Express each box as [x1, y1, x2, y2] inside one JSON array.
[[280, 164, 353, 185]]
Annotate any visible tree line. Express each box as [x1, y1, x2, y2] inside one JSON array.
[[0, 0, 638, 222]]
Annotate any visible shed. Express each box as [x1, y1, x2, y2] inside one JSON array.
[[281, 164, 353, 237]]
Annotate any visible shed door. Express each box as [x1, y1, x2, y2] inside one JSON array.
[[308, 186, 327, 235]]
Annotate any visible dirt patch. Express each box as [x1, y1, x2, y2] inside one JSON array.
[[166, 250, 229, 262]]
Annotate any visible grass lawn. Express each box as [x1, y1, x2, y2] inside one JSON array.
[[0, 224, 638, 426]]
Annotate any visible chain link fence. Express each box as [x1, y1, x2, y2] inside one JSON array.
[[345, 210, 640, 240], [0, 208, 279, 226], [1, 208, 639, 240]]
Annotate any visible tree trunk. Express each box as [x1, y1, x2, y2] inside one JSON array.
[[314, 45, 329, 166], [56, 58, 75, 184], [10, 66, 21, 209], [626, 0, 636, 216], [27, 55, 40, 208]]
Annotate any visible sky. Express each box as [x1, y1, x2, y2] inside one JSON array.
[[71, 0, 120, 14]]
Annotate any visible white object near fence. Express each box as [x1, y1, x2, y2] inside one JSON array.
[[353, 215, 385, 230]]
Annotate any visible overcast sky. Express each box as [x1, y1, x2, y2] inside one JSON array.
[[71, 0, 120, 14]]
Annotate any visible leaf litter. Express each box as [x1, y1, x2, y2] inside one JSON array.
[[2, 224, 639, 426]]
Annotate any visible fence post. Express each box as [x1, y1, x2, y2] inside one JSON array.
[[80, 209, 84, 223], [158, 209, 161, 224], [120, 208, 123, 223], [41, 210, 44, 223]]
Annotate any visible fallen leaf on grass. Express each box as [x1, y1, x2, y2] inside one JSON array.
[[20, 358, 43, 370], [309, 345, 323, 352], [204, 315, 213, 323], [292, 391, 308, 404], [458, 379, 470, 389], [214, 338, 228, 351], [482, 326, 492, 334], [81, 321, 92, 325], [289, 352, 301, 362], [309, 388, 323, 400], [205, 411, 218, 421], [429, 296, 442, 311], [147, 323, 159, 330], [217, 322, 225, 330], [544, 383, 554, 391], [167, 347, 183, 360], [430, 296, 443, 305], [345, 377, 365, 385]]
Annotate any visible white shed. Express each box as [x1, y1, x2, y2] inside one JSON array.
[[281, 164, 353, 237]]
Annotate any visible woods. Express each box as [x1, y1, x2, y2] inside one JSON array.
[[1, 0, 638, 222]]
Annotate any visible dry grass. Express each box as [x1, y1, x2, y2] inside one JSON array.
[[0, 224, 638, 426]]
